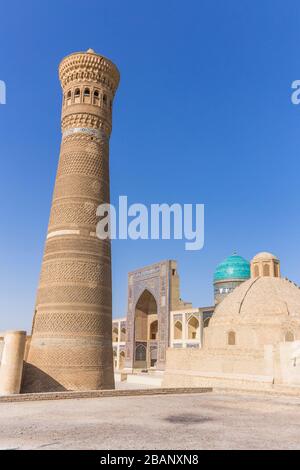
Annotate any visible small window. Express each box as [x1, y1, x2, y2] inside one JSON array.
[[285, 331, 295, 342], [103, 94, 107, 106], [120, 327, 126, 342], [119, 351, 125, 370], [228, 331, 236, 345], [150, 320, 158, 341], [84, 88, 90, 96], [174, 321, 182, 339], [263, 264, 270, 276], [112, 327, 118, 343], [188, 317, 199, 340]]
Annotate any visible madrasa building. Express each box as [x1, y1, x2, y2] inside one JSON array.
[[112, 252, 251, 372], [112, 251, 300, 392], [112, 259, 214, 373]]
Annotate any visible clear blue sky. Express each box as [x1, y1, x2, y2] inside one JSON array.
[[1, 0, 300, 331]]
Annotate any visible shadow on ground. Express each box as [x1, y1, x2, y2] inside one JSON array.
[[164, 414, 213, 424]]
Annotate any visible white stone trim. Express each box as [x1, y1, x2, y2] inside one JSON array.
[[62, 127, 107, 139], [47, 229, 80, 239]]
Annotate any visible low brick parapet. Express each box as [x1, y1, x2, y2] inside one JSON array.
[[0, 387, 212, 403]]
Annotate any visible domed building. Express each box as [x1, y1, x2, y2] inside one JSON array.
[[164, 252, 300, 391], [206, 276, 300, 350], [251, 251, 280, 278], [213, 253, 250, 304]]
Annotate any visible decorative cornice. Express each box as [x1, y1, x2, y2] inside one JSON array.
[[59, 51, 120, 94]]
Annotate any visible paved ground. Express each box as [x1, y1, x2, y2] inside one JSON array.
[[1, 392, 300, 450]]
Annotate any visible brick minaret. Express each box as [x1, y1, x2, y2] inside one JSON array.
[[23, 49, 120, 392]]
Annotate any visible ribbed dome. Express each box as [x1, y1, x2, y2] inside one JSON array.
[[252, 252, 278, 262], [214, 254, 250, 282], [213, 276, 300, 319]]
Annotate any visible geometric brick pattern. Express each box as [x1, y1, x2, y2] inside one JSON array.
[[49, 200, 100, 227], [33, 312, 112, 335], [53, 175, 106, 201], [22, 49, 120, 393], [27, 342, 113, 368], [36, 284, 112, 309], [40, 260, 111, 285], [57, 150, 109, 180], [44, 237, 111, 258]]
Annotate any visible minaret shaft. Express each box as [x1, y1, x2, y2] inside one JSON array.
[[22, 50, 120, 392]]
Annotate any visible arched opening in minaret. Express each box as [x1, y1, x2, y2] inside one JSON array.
[[93, 89, 100, 105], [83, 88, 91, 103], [74, 88, 81, 103], [67, 90, 72, 106], [134, 289, 158, 370]]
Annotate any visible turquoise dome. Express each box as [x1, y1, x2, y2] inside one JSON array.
[[214, 254, 250, 282]]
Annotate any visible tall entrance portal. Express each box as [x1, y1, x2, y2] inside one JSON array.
[[124, 260, 191, 372], [134, 290, 158, 369]]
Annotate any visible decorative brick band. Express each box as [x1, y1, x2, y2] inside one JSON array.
[[62, 127, 107, 140]]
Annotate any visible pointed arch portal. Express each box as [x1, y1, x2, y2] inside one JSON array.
[[134, 289, 158, 369]]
